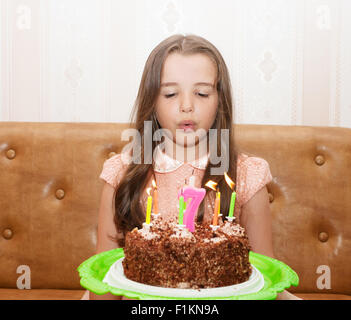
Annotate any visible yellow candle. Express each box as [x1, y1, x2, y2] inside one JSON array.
[[146, 188, 152, 224]]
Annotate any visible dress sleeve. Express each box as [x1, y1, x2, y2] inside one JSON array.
[[99, 154, 128, 189], [237, 156, 273, 206]]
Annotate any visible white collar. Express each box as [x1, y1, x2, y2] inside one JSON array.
[[153, 144, 209, 173]]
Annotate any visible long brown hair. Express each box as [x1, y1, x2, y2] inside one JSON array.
[[114, 34, 238, 247]]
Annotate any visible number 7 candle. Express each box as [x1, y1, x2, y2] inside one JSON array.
[[177, 186, 205, 232]]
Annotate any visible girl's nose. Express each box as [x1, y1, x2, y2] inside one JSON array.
[[180, 104, 193, 113], [179, 96, 194, 113]]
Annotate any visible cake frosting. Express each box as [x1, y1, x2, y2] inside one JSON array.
[[122, 214, 252, 289]]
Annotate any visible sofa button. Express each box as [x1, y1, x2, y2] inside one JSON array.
[[55, 189, 65, 200], [6, 149, 16, 159], [268, 193, 274, 203], [315, 155, 325, 166], [318, 232, 329, 242], [108, 151, 117, 158], [3, 228, 13, 240]]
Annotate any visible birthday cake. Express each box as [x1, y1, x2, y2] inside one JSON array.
[[122, 214, 252, 289]]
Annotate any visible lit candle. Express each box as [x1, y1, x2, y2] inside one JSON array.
[[229, 192, 236, 217], [213, 192, 220, 226], [224, 172, 236, 219], [177, 186, 205, 232], [145, 187, 152, 224], [205, 181, 220, 226], [152, 179, 158, 214]]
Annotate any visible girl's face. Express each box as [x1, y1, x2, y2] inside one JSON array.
[[155, 53, 219, 149]]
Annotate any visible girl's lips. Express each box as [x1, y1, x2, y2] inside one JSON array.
[[178, 124, 195, 132], [178, 120, 196, 132]]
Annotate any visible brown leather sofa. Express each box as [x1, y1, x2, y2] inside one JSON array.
[[0, 122, 350, 300]]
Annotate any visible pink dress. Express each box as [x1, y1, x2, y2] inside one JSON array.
[[99, 145, 273, 226]]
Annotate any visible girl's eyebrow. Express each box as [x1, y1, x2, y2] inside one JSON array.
[[160, 82, 214, 88]]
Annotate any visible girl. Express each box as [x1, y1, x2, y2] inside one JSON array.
[[85, 34, 300, 300]]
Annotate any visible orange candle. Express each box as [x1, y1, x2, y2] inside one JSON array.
[[152, 179, 158, 214], [213, 191, 220, 226]]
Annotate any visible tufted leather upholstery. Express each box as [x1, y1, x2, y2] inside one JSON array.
[[235, 124, 351, 298], [0, 122, 350, 300]]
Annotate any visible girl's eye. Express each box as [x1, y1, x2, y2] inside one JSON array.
[[164, 93, 209, 98]]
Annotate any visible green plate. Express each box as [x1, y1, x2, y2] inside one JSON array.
[[77, 248, 299, 300]]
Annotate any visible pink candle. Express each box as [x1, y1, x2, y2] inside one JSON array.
[[178, 186, 206, 232]]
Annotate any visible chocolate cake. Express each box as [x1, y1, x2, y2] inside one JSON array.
[[122, 215, 252, 289]]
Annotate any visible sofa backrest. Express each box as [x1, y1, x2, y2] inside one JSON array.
[[0, 122, 350, 294], [234, 124, 351, 295]]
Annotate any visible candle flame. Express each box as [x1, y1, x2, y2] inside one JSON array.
[[224, 172, 235, 190], [146, 187, 152, 196], [152, 179, 157, 189], [205, 180, 218, 191]]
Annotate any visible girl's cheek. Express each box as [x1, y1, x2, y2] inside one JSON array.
[[160, 99, 175, 109]]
